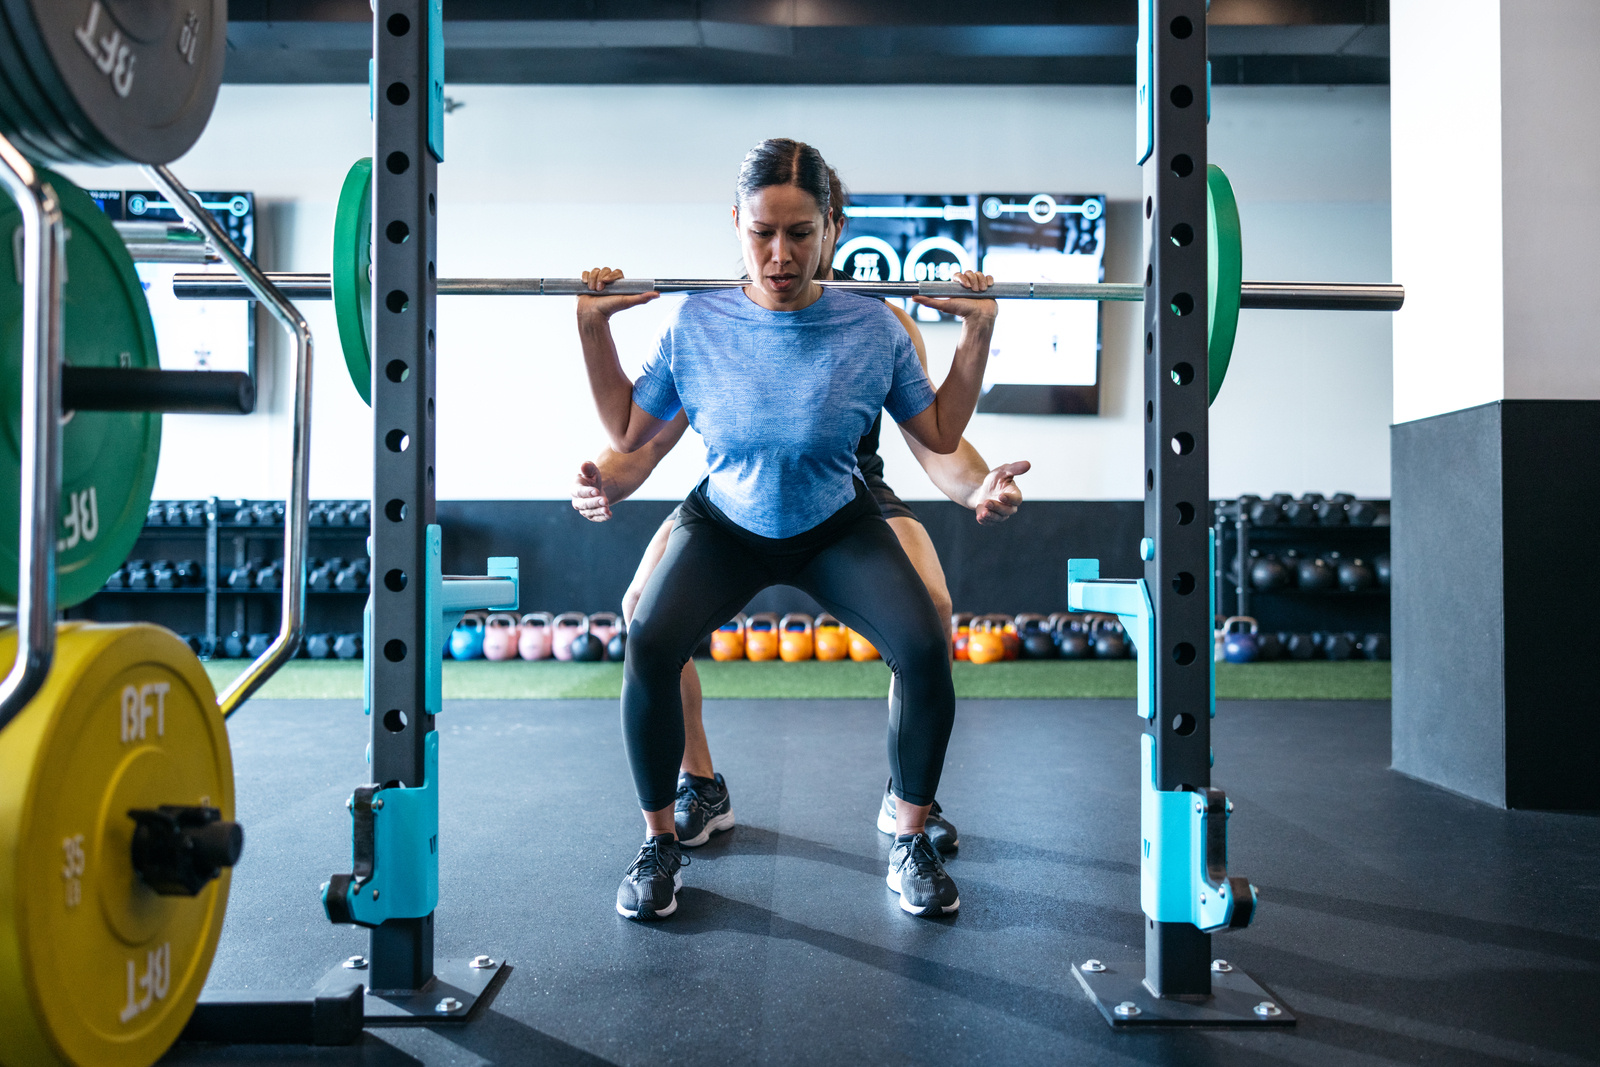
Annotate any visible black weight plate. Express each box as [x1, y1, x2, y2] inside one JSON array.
[[0, 12, 108, 164], [4, 0, 226, 165]]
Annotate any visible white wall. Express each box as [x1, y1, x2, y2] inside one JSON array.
[[63, 82, 1394, 503]]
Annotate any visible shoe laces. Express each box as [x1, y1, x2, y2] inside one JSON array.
[[676, 776, 720, 815], [898, 833, 942, 877], [628, 838, 687, 880]]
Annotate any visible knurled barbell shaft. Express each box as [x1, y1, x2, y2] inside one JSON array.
[[171, 272, 1404, 312]]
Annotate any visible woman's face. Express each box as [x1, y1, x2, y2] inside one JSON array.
[[734, 184, 831, 308]]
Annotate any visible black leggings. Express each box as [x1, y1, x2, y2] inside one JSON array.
[[624, 479, 955, 812]]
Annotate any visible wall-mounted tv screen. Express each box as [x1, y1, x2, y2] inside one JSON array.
[[86, 188, 255, 378], [834, 192, 1107, 415]]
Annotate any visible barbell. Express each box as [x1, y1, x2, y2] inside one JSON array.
[[174, 159, 1403, 407]]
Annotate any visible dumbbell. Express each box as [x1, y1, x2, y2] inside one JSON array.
[[227, 561, 258, 590], [126, 560, 153, 589], [347, 502, 371, 527], [1283, 493, 1323, 526], [334, 633, 362, 660], [174, 559, 204, 587], [1248, 496, 1284, 525], [151, 561, 179, 589], [305, 633, 334, 659], [145, 501, 166, 526], [1346, 499, 1381, 525], [222, 632, 246, 658], [309, 558, 341, 592], [1362, 633, 1391, 661], [309, 502, 329, 526], [1314, 492, 1355, 526], [335, 560, 369, 592], [103, 565, 126, 590], [246, 633, 273, 658], [163, 501, 185, 525], [184, 501, 207, 526], [325, 502, 350, 526], [256, 560, 284, 590], [1296, 556, 1335, 591]]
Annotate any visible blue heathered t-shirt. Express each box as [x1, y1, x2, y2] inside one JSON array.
[[632, 287, 937, 538]]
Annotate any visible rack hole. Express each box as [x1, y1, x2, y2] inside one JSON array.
[[385, 220, 409, 244], [1176, 501, 1195, 525], [1170, 223, 1194, 247], [427, 329, 435, 350], [384, 639, 407, 663], [1146, 401, 1153, 424], [1146, 468, 1155, 491], [386, 359, 409, 383], [428, 193, 436, 216], [385, 429, 410, 453], [1172, 712, 1196, 735], [1172, 643, 1196, 666], [1171, 432, 1194, 456], [1170, 15, 1193, 38], [1170, 292, 1194, 316], [1171, 85, 1194, 108], [385, 290, 409, 314], [385, 499, 407, 522], [428, 261, 436, 282], [1171, 362, 1194, 386], [1171, 153, 1193, 178], [1172, 571, 1195, 595], [1145, 331, 1154, 354], [385, 151, 410, 175], [383, 709, 408, 732], [1144, 264, 1153, 287], [384, 569, 407, 592], [387, 12, 410, 35], [386, 82, 409, 106], [1145, 196, 1153, 219]]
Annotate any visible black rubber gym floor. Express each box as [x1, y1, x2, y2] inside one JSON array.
[[163, 698, 1600, 1067]]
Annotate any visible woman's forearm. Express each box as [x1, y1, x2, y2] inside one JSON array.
[[577, 310, 643, 450], [926, 313, 997, 452]]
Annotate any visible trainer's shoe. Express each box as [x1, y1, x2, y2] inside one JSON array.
[[887, 832, 960, 916], [616, 834, 688, 920], [877, 778, 959, 854], [675, 771, 735, 847]]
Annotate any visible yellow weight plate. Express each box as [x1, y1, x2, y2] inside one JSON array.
[[0, 623, 231, 1067]]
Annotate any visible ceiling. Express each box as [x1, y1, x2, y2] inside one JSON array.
[[224, 1, 1389, 85]]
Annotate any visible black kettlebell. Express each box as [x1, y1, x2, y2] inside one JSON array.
[[1362, 633, 1391, 661], [1375, 553, 1391, 588], [1322, 632, 1355, 661], [1255, 632, 1283, 661], [1249, 553, 1290, 591], [607, 632, 627, 662], [570, 632, 605, 662], [1283, 632, 1317, 660], [1297, 556, 1335, 591], [1337, 557, 1375, 593], [1092, 620, 1129, 659], [1023, 632, 1057, 659], [1056, 624, 1091, 660]]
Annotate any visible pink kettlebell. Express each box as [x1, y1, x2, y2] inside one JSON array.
[[551, 612, 587, 661], [518, 612, 554, 660], [483, 613, 520, 661], [587, 612, 621, 648]]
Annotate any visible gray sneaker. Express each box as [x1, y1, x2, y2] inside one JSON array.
[[887, 832, 960, 916], [675, 771, 735, 847], [616, 834, 687, 920], [876, 778, 958, 854]]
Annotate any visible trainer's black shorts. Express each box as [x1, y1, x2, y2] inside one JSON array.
[[857, 452, 917, 523]]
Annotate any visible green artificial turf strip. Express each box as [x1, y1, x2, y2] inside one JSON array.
[[205, 658, 1390, 701]]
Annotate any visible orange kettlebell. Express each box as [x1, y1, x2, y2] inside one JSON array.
[[950, 612, 974, 661], [710, 613, 747, 661], [779, 613, 814, 662], [999, 617, 1022, 660], [814, 614, 849, 661], [745, 612, 780, 661], [847, 628, 881, 662], [967, 616, 1007, 665]]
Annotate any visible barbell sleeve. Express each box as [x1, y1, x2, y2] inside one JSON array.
[[62, 368, 256, 414], [171, 272, 1403, 311]]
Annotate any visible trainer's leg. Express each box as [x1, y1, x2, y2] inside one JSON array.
[[622, 516, 713, 780], [887, 516, 953, 625], [793, 517, 955, 826], [625, 518, 764, 833]]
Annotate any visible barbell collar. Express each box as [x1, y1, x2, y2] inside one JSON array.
[[171, 272, 1402, 311], [62, 368, 255, 415]]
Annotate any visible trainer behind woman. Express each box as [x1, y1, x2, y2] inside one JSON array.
[[576, 138, 997, 921]]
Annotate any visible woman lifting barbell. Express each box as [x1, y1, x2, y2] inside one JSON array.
[[572, 163, 1030, 863], [577, 138, 998, 920]]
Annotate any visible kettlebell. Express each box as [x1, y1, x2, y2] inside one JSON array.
[[587, 612, 622, 648], [1362, 632, 1391, 661], [779, 613, 815, 662], [847, 628, 881, 662], [1297, 556, 1335, 591], [1055, 622, 1091, 660], [1322, 632, 1355, 661], [997, 617, 1022, 661], [607, 631, 627, 662], [518, 612, 554, 660], [1221, 616, 1260, 664], [1249, 553, 1291, 591], [1017, 614, 1056, 660], [711, 614, 747, 661], [1092, 618, 1129, 659], [745, 613, 780, 662], [1283, 632, 1317, 660], [1375, 553, 1391, 588], [551, 612, 587, 661], [222, 631, 246, 659], [482, 613, 520, 661], [1255, 631, 1283, 661], [569, 618, 605, 662], [449, 614, 487, 660], [1337, 557, 1375, 593], [814, 615, 848, 661], [966, 617, 1006, 665], [950, 612, 974, 661]]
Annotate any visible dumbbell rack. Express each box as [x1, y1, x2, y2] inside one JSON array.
[[1212, 497, 1391, 636], [72, 498, 372, 654]]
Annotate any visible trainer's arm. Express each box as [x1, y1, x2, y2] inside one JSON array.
[[887, 305, 1028, 524], [896, 270, 997, 454], [576, 266, 667, 453], [572, 412, 691, 522]]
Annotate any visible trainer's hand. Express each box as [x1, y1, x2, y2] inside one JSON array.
[[571, 461, 614, 522], [970, 460, 1029, 525], [576, 267, 659, 320], [910, 269, 998, 322]]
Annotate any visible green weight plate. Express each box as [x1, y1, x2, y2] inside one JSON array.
[[0, 169, 161, 607], [332, 157, 374, 406], [2, 0, 226, 164], [1206, 163, 1243, 406]]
